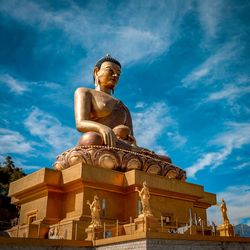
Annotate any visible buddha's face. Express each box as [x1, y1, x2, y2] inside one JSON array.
[[94, 61, 121, 90]]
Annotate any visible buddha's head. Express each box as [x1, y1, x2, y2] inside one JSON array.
[[93, 54, 121, 93]]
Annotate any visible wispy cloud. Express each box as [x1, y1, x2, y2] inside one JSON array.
[[186, 149, 230, 178], [197, 0, 225, 39], [181, 41, 239, 86], [186, 122, 250, 178], [132, 102, 186, 155], [212, 122, 250, 149], [0, 128, 33, 154], [24, 107, 78, 153], [0, 73, 28, 94], [135, 102, 145, 109], [233, 162, 250, 170], [0, 72, 64, 96], [132, 102, 171, 150], [207, 185, 250, 225], [205, 84, 250, 102]]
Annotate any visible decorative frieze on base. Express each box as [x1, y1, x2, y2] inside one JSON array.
[[53, 145, 186, 181]]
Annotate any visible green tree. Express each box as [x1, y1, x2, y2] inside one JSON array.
[[0, 156, 26, 231], [0, 156, 26, 196]]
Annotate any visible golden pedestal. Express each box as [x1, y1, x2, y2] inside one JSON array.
[[134, 216, 159, 233], [7, 162, 216, 240], [217, 223, 234, 237], [85, 226, 103, 241], [123, 222, 136, 235]]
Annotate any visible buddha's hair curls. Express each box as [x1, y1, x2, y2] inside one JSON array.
[[94, 54, 121, 69]]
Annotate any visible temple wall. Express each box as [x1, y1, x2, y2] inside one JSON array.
[[19, 195, 48, 225], [150, 195, 193, 224], [47, 192, 63, 221]]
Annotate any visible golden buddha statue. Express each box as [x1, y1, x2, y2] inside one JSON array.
[[54, 55, 186, 181], [74, 54, 169, 158], [74, 55, 136, 150]]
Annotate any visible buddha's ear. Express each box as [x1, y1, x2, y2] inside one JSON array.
[[93, 67, 99, 78]]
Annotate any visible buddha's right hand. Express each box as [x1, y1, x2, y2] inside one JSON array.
[[98, 125, 117, 147]]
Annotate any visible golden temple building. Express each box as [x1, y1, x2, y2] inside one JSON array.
[[7, 162, 216, 240]]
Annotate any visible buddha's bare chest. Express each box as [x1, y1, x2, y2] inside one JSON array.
[[91, 92, 118, 117]]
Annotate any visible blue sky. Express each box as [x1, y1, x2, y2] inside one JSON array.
[[0, 0, 249, 226]]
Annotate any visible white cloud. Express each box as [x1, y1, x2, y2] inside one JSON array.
[[197, 0, 225, 39], [213, 122, 250, 149], [207, 185, 250, 226], [24, 107, 78, 153], [132, 102, 171, 149], [186, 149, 230, 178], [135, 102, 145, 109], [186, 122, 250, 178], [181, 41, 239, 86], [0, 128, 33, 154], [233, 162, 250, 170], [36, 81, 61, 90], [206, 84, 250, 102], [167, 131, 187, 148], [132, 102, 186, 154], [0, 73, 28, 94]]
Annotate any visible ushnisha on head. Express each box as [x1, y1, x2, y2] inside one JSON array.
[[93, 54, 122, 94]]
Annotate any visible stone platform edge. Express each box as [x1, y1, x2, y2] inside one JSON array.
[[93, 232, 250, 246], [1, 234, 250, 249], [0, 237, 92, 247]]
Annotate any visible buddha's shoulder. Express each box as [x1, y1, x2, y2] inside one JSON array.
[[75, 87, 95, 95]]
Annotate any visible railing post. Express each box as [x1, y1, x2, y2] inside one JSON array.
[[161, 216, 163, 232], [189, 223, 192, 235], [116, 220, 119, 236], [37, 223, 41, 238], [74, 221, 78, 240], [103, 222, 106, 239], [17, 223, 20, 238], [143, 216, 145, 232], [130, 216, 132, 235], [58, 221, 60, 239], [92, 227, 95, 241]]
